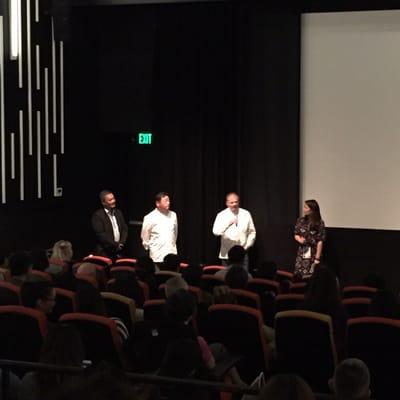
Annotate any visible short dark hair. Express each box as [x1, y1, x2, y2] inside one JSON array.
[[165, 289, 196, 323], [163, 253, 180, 272], [21, 280, 54, 309], [155, 191, 169, 202], [227, 245, 246, 265], [99, 190, 112, 203], [225, 265, 249, 289], [8, 251, 32, 277]]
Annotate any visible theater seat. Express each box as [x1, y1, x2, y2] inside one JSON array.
[[0, 282, 21, 305]]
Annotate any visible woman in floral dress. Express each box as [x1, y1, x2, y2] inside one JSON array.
[[294, 199, 326, 278]]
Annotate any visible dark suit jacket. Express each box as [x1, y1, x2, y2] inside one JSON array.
[[91, 208, 128, 257]]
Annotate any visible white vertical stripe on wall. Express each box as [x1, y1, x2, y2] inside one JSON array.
[[10, 133, 15, 179], [19, 110, 24, 200], [18, 0, 23, 88], [35, 0, 39, 23], [53, 154, 58, 197], [44, 67, 49, 154], [51, 17, 57, 134], [36, 111, 41, 198], [60, 41, 64, 154], [27, 0, 33, 155], [35, 44, 40, 90], [0, 16, 6, 203]]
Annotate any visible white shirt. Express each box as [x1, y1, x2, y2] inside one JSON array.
[[212, 207, 256, 259], [105, 208, 120, 243], [141, 208, 178, 262]]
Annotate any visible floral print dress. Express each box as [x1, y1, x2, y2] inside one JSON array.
[[294, 217, 326, 278]]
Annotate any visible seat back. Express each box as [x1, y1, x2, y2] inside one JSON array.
[[83, 255, 113, 268], [0, 282, 21, 305], [230, 289, 261, 311], [202, 304, 269, 382], [342, 286, 377, 299], [143, 299, 166, 321], [274, 310, 337, 392], [154, 271, 181, 287], [30, 270, 52, 282], [348, 317, 400, 399], [290, 282, 308, 294], [0, 305, 47, 364], [110, 266, 137, 277], [247, 278, 280, 296], [274, 294, 305, 313], [101, 292, 136, 333], [114, 258, 137, 267], [275, 269, 294, 282], [50, 288, 77, 320], [202, 266, 225, 275], [200, 275, 225, 294], [60, 312, 123, 367], [342, 297, 371, 318]]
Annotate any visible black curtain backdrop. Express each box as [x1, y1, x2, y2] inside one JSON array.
[[121, 2, 301, 267]]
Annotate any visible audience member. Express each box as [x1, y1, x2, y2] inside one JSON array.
[[76, 283, 129, 341], [161, 253, 181, 273], [215, 246, 252, 280], [225, 265, 249, 289], [329, 358, 371, 400], [48, 240, 73, 275], [30, 248, 49, 272], [20, 280, 56, 316], [301, 266, 347, 360], [18, 324, 84, 400], [135, 255, 158, 298], [108, 272, 145, 307], [165, 276, 188, 298], [182, 264, 203, 287], [8, 251, 33, 286], [259, 374, 315, 400]]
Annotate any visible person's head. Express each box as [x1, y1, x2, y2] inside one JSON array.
[[213, 285, 237, 305], [51, 240, 73, 262], [303, 199, 322, 225], [163, 253, 180, 272], [77, 262, 97, 277], [228, 245, 246, 265], [21, 280, 56, 314], [155, 192, 170, 213], [362, 273, 386, 290], [369, 289, 399, 319], [99, 190, 116, 210], [225, 265, 249, 289], [160, 338, 203, 378], [165, 276, 189, 298], [136, 255, 156, 274], [108, 273, 145, 307], [226, 192, 240, 213], [8, 251, 32, 277], [303, 265, 341, 314], [165, 289, 196, 323], [182, 264, 203, 287], [30, 248, 49, 271], [259, 374, 315, 400], [76, 282, 106, 316], [330, 358, 371, 400], [255, 261, 278, 280], [40, 323, 85, 366]]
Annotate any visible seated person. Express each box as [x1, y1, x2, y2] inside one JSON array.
[[215, 246, 252, 280], [8, 251, 34, 286], [20, 280, 56, 317], [329, 358, 371, 400], [165, 276, 189, 298], [161, 253, 181, 273], [225, 264, 249, 289]]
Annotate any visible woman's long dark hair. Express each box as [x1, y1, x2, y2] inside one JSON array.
[[305, 199, 322, 227]]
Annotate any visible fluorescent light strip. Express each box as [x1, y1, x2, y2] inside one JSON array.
[[0, 17, 6, 204], [53, 154, 58, 197], [35, 44, 40, 90], [35, 0, 39, 23], [36, 111, 41, 198], [51, 17, 56, 134], [19, 110, 24, 200], [9, 0, 20, 60], [10, 133, 15, 179], [27, 0, 32, 155], [44, 67, 49, 154], [18, 0, 23, 87], [60, 41, 64, 154]]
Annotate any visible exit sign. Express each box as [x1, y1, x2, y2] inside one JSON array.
[[138, 132, 152, 144]]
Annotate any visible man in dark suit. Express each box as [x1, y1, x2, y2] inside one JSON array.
[[91, 190, 128, 259]]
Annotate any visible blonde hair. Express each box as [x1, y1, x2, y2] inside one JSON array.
[[51, 240, 73, 262]]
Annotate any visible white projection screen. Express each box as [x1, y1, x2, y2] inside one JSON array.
[[300, 10, 400, 230]]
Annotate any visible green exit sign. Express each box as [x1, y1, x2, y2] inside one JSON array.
[[138, 132, 152, 144]]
